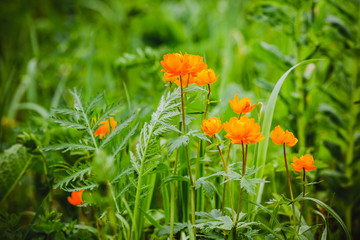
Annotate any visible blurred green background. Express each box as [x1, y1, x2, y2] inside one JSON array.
[[1, 0, 359, 238]]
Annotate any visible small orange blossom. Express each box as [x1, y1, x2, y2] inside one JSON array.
[[291, 154, 317, 172], [270, 125, 298, 147], [196, 69, 219, 86], [201, 117, 223, 137], [67, 189, 85, 206], [94, 117, 117, 139], [229, 95, 256, 115]]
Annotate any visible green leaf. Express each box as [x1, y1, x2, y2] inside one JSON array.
[[253, 41, 293, 70], [195, 178, 218, 199], [164, 175, 190, 184], [298, 197, 351, 240], [167, 135, 190, 156], [43, 143, 96, 152], [0, 144, 32, 203], [100, 112, 137, 148]]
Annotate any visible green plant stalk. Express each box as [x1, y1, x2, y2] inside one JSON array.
[[297, 168, 306, 233], [214, 135, 235, 222], [295, 9, 306, 151], [283, 144, 296, 233], [235, 142, 247, 223], [179, 75, 196, 236], [221, 113, 241, 215], [194, 84, 211, 184], [170, 122, 182, 239], [131, 121, 158, 239]]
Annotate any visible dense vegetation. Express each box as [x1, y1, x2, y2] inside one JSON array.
[[0, 0, 359, 239]]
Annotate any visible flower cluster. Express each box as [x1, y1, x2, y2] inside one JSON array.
[[200, 94, 263, 146], [161, 52, 218, 87]]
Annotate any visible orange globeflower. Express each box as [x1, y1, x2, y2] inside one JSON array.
[[291, 154, 317, 172], [270, 126, 298, 147], [196, 69, 219, 86], [229, 94, 256, 115], [186, 54, 207, 77], [161, 52, 189, 78], [94, 117, 117, 139], [201, 117, 223, 136], [223, 116, 264, 144], [68, 189, 85, 206]]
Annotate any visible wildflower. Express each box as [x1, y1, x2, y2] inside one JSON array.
[[67, 189, 85, 206], [94, 117, 117, 139], [196, 69, 219, 86], [270, 125, 298, 147], [229, 95, 256, 115], [186, 54, 207, 77], [161, 52, 207, 79], [291, 154, 317, 172], [223, 116, 264, 144], [201, 117, 223, 136]]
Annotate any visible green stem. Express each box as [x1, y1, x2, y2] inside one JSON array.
[[170, 122, 182, 239], [222, 113, 241, 215], [194, 84, 211, 185], [295, 8, 306, 151], [283, 144, 296, 233], [214, 135, 235, 221], [297, 168, 306, 233], [235, 142, 246, 223], [179, 75, 196, 237]]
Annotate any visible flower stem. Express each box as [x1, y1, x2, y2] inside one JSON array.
[[297, 168, 306, 233], [235, 142, 247, 223], [222, 113, 241, 215], [179, 75, 196, 236], [194, 84, 211, 185], [170, 121, 181, 239], [214, 135, 235, 222], [283, 144, 296, 232]]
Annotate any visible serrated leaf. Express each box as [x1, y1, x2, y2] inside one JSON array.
[[43, 143, 96, 152], [167, 135, 190, 156], [164, 175, 190, 184], [195, 178, 218, 199], [0, 144, 32, 203], [100, 113, 137, 148], [86, 92, 104, 114]]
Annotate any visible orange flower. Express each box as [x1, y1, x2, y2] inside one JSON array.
[[229, 94, 256, 115], [291, 154, 316, 172], [161, 52, 207, 78], [270, 125, 298, 147], [186, 54, 207, 77], [201, 117, 223, 136], [67, 189, 85, 206], [161, 52, 189, 78], [196, 69, 219, 86], [223, 116, 264, 144], [94, 117, 117, 139], [164, 72, 196, 86]]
